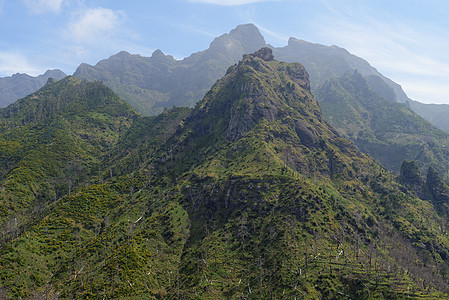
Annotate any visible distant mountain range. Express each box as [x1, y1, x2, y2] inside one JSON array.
[[409, 100, 449, 133], [1, 24, 447, 131], [2, 24, 449, 181], [0, 69, 66, 107], [271, 37, 410, 103], [73, 24, 266, 115], [315, 70, 449, 180], [72, 24, 410, 115]]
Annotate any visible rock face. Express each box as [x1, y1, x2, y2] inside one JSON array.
[[399, 160, 426, 198], [0, 69, 66, 107], [176, 48, 360, 178]]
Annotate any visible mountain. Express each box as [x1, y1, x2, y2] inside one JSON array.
[[315, 70, 449, 181], [72, 23, 449, 137], [271, 37, 409, 103], [2, 49, 449, 298], [408, 100, 449, 133], [271, 37, 449, 135], [0, 76, 138, 237], [74, 24, 266, 116], [0, 69, 66, 107]]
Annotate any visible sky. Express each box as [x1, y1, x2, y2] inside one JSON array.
[[1, 0, 449, 104]]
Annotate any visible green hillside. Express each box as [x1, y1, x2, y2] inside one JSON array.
[[0, 76, 138, 240], [1, 49, 449, 299], [315, 71, 449, 181]]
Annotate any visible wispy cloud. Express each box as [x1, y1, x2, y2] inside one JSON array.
[[67, 7, 124, 44], [316, 11, 449, 102], [187, 0, 279, 5], [253, 23, 289, 44], [22, 0, 63, 14], [0, 51, 40, 76], [401, 79, 449, 104]]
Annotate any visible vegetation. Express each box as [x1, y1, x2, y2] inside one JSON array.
[[1, 48, 449, 298], [315, 70, 449, 181]]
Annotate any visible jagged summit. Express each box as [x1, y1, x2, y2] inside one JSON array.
[[228, 23, 266, 50], [244, 47, 274, 61], [74, 24, 267, 116], [164, 49, 359, 178], [0, 69, 66, 107], [208, 23, 266, 57]]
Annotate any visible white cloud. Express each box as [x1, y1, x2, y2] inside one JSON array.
[[188, 0, 278, 5], [0, 52, 40, 76], [22, 0, 63, 14], [67, 8, 123, 44]]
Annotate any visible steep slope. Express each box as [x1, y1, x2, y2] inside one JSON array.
[[73, 23, 449, 136], [271, 37, 409, 103], [106, 106, 192, 176], [409, 100, 449, 133], [271, 36, 449, 135], [2, 49, 449, 299], [0, 76, 138, 240], [0, 69, 67, 107], [74, 24, 266, 115], [315, 71, 449, 180]]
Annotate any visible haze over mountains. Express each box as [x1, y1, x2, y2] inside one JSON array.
[[0, 69, 66, 107], [0, 24, 446, 128], [72, 24, 415, 117], [0, 24, 448, 184]]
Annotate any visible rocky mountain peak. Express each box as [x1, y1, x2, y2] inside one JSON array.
[[229, 23, 266, 47], [187, 49, 319, 146], [245, 47, 274, 61], [42, 69, 66, 79], [209, 23, 266, 55], [151, 49, 175, 62], [151, 49, 165, 58]]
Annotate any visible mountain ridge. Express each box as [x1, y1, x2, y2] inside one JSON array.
[[1, 48, 449, 298], [73, 24, 266, 115], [0, 69, 66, 107], [315, 70, 449, 180], [2, 23, 447, 136]]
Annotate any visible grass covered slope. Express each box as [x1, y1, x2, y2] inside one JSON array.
[[0, 77, 138, 242], [2, 49, 449, 298]]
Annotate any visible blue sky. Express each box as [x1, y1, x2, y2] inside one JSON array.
[[1, 0, 449, 104]]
